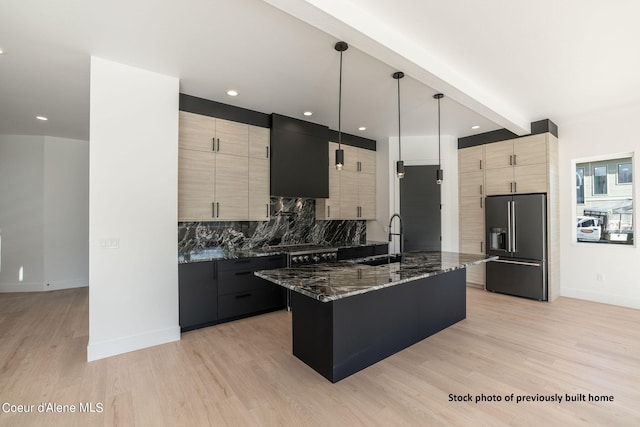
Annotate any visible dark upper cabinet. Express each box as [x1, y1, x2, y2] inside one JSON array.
[[270, 114, 329, 198]]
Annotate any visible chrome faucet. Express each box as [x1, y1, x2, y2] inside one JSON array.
[[388, 213, 404, 263]]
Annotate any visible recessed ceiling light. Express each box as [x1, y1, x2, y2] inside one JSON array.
[[303, 111, 313, 116], [358, 127, 366, 131], [226, 90, 238, 97], [471, 125, 480, 130], [0, 48, 5, 55], [36, 116, 48, 121]]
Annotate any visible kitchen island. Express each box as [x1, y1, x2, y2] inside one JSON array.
[[255, 251, 496, 382]]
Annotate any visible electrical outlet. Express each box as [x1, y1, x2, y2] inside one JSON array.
[[99, 238, 120, 249]]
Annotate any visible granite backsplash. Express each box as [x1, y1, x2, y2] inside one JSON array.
[[178, 197, 366, 255]]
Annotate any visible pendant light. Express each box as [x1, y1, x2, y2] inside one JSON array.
[[334, 41, 348, 170], [434, 93, 444, 184], [393, 71, 405, 178]]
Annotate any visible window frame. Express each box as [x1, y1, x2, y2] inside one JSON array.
[[617, 162, 632, 185], [572, 153, 635, 248], [593, 165, 608, 195]]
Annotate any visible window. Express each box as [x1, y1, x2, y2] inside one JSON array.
[[593, 166, 607, 194], [574, 155, 634, 246], [618, 162, 632, 184], [576, 167, 584, 204]]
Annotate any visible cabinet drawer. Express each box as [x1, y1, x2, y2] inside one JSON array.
[[218, 271, 266, 295], [217, 257, 260, 272], [218, 285, 285, 319]]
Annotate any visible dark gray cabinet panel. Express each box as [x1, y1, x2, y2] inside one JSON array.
[[178, 261, 217, 331], [270, 114, 329, 198], [217, 255, 286, 320]]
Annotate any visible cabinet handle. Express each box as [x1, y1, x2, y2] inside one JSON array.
[[509, 154, 513, 165], [217, 138, 221, 152], [266, 203, 269, 218], [216, 202, 220, 217], [480, 197, 483, 209], [514, 182, 517, 192], [327, 205, 331, 218], [480, 184, 483, 195], [513, 154, 517, 165], [266, 146, 269, 159], [235, 293, 252, 299], [480, 241, 483, 252], [235, 271, 252, 276], [212, 202, 216, 218], [510, 182, 513, 192], [212, 138, 216, 151], [479, 159, 483, 170]]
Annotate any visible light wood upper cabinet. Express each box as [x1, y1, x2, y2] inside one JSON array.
[[339, 170, 359, 220], [358, 149, 376, 174], [484, 134, 548, 195], [249, 158, 270, 221], [249, 125, 270, 159], [317, 142, 377, 220], [179, 111, 216, 152], [179, 111, 249, 156], [484, 139, 514, 170], [459, 146, 485, 173], [358, 172, 376, 219], [178, 149, 216, 220], [178, 112, 270, 222], [214, 154, 249, 220], [215, 119, 248, 157], [513, 134, 547, 166]]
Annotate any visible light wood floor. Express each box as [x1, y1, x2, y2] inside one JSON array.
[[1, 287, 640, 426]]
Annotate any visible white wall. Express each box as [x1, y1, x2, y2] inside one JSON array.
[[559, 103, 640, 308], [44, 136, 89, 290], [0, 135, 88, 292], [0, 135, 45, 291], [87, 57, 180, 361], [372, 135, 458, 253]]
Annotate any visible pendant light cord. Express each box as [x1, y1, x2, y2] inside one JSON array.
[[397, 76, 401, 161], [437, 95, 441, 168], [338, 50, 343, 149]]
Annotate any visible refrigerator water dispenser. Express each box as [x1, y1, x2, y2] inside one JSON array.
[[489, 227, 508, 251]]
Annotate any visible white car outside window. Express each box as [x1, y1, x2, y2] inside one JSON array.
[[577, 216, 602, 241]]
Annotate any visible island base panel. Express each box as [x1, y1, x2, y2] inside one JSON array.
[[291, 268, 466, 382]]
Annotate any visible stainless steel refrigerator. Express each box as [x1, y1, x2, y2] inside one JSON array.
[[485, 193, 547, 300]]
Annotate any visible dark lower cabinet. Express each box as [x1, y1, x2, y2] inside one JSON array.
[[337, 243, 388, 261], [179, 254, 287, 332], [178, 261, 217, 332], [217, 255, 286, 321]]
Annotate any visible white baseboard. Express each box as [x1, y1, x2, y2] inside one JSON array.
[[0, 282, 46, 292], [561, 287, 640, 310], [87, 325, 180, 362], [0, 279, 88, 293]]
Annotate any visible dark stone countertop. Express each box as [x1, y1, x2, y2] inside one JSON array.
[[254, 251, 497, 302], [179, 241, 388, 263]]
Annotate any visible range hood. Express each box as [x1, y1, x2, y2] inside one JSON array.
[[270, 114, 329, 198]]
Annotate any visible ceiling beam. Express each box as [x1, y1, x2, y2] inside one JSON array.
[[262, 0, 531, 135]]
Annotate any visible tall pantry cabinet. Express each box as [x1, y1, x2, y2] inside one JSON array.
[[458, 132, 560, 301]]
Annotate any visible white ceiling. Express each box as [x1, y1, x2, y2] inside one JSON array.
[[2, 0, 640, 143]]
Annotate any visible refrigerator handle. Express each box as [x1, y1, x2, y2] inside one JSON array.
[[507, 202, 512, 252], [511, 200, 517, 253]]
